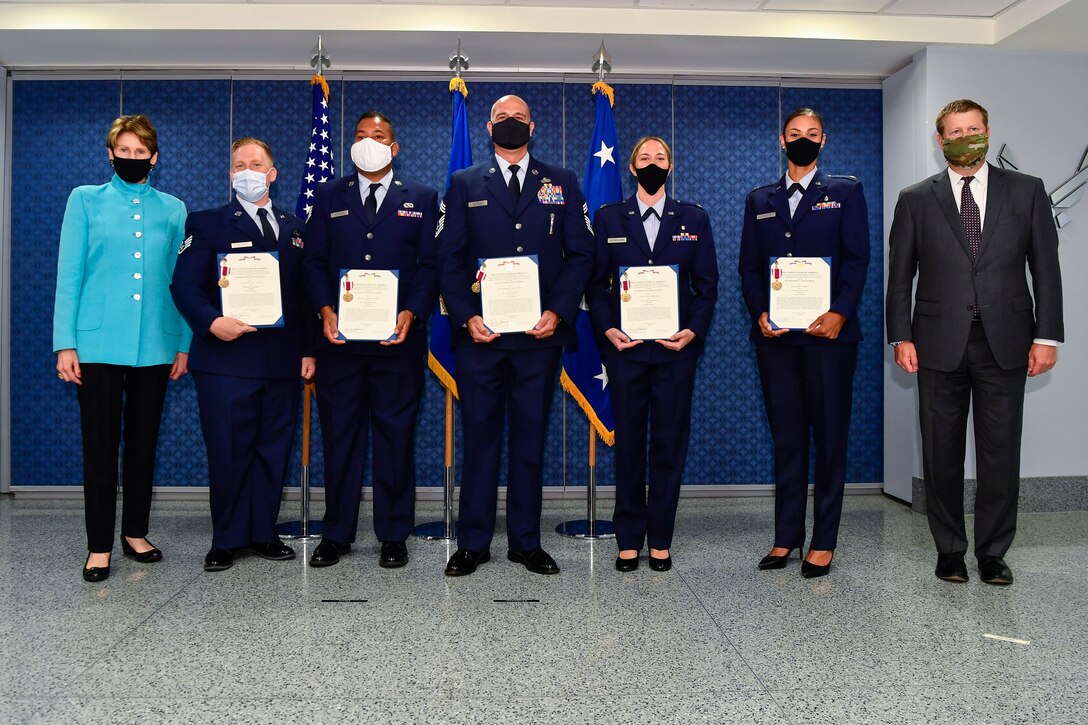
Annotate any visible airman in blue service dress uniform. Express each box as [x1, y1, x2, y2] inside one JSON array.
[[302, 111, 439, 569], [438, 95, 594, 576], [171, 138, 315, 572], [587, 136, 719, 573], [739, 108, 870, 579]]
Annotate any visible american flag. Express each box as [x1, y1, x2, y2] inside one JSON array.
[[296, 74, 335, 220]]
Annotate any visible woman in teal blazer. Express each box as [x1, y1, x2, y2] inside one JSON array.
[[53, 114, 192, 582]]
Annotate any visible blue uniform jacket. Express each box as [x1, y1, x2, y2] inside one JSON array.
[[437, 157, 595, 350], [738, 169, 870, 345], [303, 173, 439, 357], [53, 175, 192, 365], [587, 195, 719, 362], [170, 199, 315, 379]]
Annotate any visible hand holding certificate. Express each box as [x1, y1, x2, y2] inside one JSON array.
[[478, 255, 542, 334], [619, 265, 680, 341], [337, 269, 399, 341], [767, 256, 831, 331], [218, 252, 283, 327]]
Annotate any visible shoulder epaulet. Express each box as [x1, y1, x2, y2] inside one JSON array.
[[829, 174, 858, 182], [676, 200, 704, 209], [597, 200, 625, 211], [749, 182, 776, 193]]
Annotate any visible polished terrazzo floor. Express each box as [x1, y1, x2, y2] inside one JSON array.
[[1, 494, 1086, 724]]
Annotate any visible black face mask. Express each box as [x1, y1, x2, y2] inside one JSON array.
[[112, 156, 153, 184], [784, 137, 822, 167], [490, 118, 531, 150], [634, 163, 670, 195]]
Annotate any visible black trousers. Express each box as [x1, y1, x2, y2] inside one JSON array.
[[76, 363, 171, 553], [918, 323, 1026, 559]]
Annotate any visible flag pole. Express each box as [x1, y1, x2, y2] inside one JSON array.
[[416, 41, 471, 541], [556, 40, 616, 540], [279, 35, 333, 539]]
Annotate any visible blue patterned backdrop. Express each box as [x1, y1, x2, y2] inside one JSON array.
[[9, 77, 883, 488]]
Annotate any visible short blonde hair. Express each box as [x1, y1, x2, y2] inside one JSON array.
[[629, 136, 673, 167], [231, 137, 274, 166], [106, 114, 159, 156]]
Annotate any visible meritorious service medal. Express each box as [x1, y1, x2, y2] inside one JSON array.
[[620, 272, 631, 302], [343, 277, 354, 302], [771, 260, 782, 290], [219, 263, 230, 288], [472, 263, 486, 294]]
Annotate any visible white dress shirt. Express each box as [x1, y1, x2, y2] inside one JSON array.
[[636, 195, 666, 251], [786, 166, 818, 218], [358, 169, 393, 212], [237, 195, 279, 239]]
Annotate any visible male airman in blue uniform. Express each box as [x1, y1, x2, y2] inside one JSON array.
[[303, 111, 439, 569], [438, 94, 594, 576], [171, 137, 315, 572]]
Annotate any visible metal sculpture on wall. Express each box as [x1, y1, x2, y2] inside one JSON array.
[[998, 142, 1088, 229]]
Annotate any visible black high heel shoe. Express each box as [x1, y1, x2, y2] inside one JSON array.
[[758, 548, 795, 570], [801, 552, 833, 578], [615, 554, 640, 572], [121, 536, 162, 564], [82, 553, 110, 583], [647, 554, 672, 572]]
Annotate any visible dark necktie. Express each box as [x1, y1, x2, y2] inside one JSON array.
[[787, 182, 804, 197], [256, 208, 276, 248], [508, 164, 521, 206], [364, 182, 381, 224], [641, 207, 659, 221], [961, 176, 982, 319]]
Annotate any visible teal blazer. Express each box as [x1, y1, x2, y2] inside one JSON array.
[[53, 174, 192, 366]]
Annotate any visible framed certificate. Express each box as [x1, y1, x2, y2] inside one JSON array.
[[217, 252, 283, 328], [768, 256, 832, 330], [337, 268, 399, 341], [618, 264, 680, 341], [478, 255, 542, 334]]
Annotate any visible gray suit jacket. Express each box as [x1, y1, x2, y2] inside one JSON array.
[[886, 163, 1063, 372]]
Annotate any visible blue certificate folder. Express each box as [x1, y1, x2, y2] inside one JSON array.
[[336, 268, 400, 342], [767, 256, 832, 331], [617, 264, 680, 341], [217, 251, 284, 328], [476, 254, 541, 335]]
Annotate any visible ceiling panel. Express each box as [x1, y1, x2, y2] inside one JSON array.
[[635, 0, 762, 9], [884, 0, 1021, 17], [763, 0, 890, 11]]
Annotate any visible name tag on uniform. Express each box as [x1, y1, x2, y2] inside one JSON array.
[[607, 237, 627, 244], [756, 211, 776, 220], [468, 200, 488, 208], [330, 210, 349, 218], [231, 241, 253, 249]]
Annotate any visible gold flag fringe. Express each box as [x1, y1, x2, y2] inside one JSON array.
[[560, 369, 615, 446], [590, 80, 614, 107], [311, 74, 330, 101], [449, 77, 468, 97]]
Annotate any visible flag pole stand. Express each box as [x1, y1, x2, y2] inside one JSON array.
[[416, 388, 457, 540], [556, 427, 614, 539], [278, 382, 322, 539]]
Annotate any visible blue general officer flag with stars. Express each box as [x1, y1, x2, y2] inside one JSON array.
[[560, 81, 620, 445], [295, 75, 335, 220], [427, 77, 473, 398]]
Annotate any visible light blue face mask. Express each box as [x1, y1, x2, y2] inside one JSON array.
[[232, 169, 269, 202]]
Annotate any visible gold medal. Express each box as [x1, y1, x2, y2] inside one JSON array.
[[471, 281, 481, 294], [771, 280, 782, 291], [218, 278, 230, 288], [343, 292, 354, 302], [621, 292, 631, 302]]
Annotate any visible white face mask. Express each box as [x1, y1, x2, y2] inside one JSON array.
[[232, 169, 269, 203], [351, 137, 393, 173]]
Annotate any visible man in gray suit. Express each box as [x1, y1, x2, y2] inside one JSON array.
[[887, 98, 1063, 586]]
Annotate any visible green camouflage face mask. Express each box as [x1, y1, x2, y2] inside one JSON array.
[[942, 132, 988, 168]]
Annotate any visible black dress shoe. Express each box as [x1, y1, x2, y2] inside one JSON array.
[[508, 547, 560, 575], [379, 541, 409, 568], [935, 552, 969, 582], [801, 557, 832, 578], [121, 536, 162, 563], [978, 556, 1013, 586], [648, 554, 672, 572], [250, 541, 296, 561], [445, 549, 491, 577], [758, 548, 794, 570], [309, 539, 350, 568], [82, 554, 110, 583], [615, 555, 639, 572], [204, 547, 234, 572]]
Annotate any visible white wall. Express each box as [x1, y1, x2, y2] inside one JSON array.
[[883, 46, 1088, 502]]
